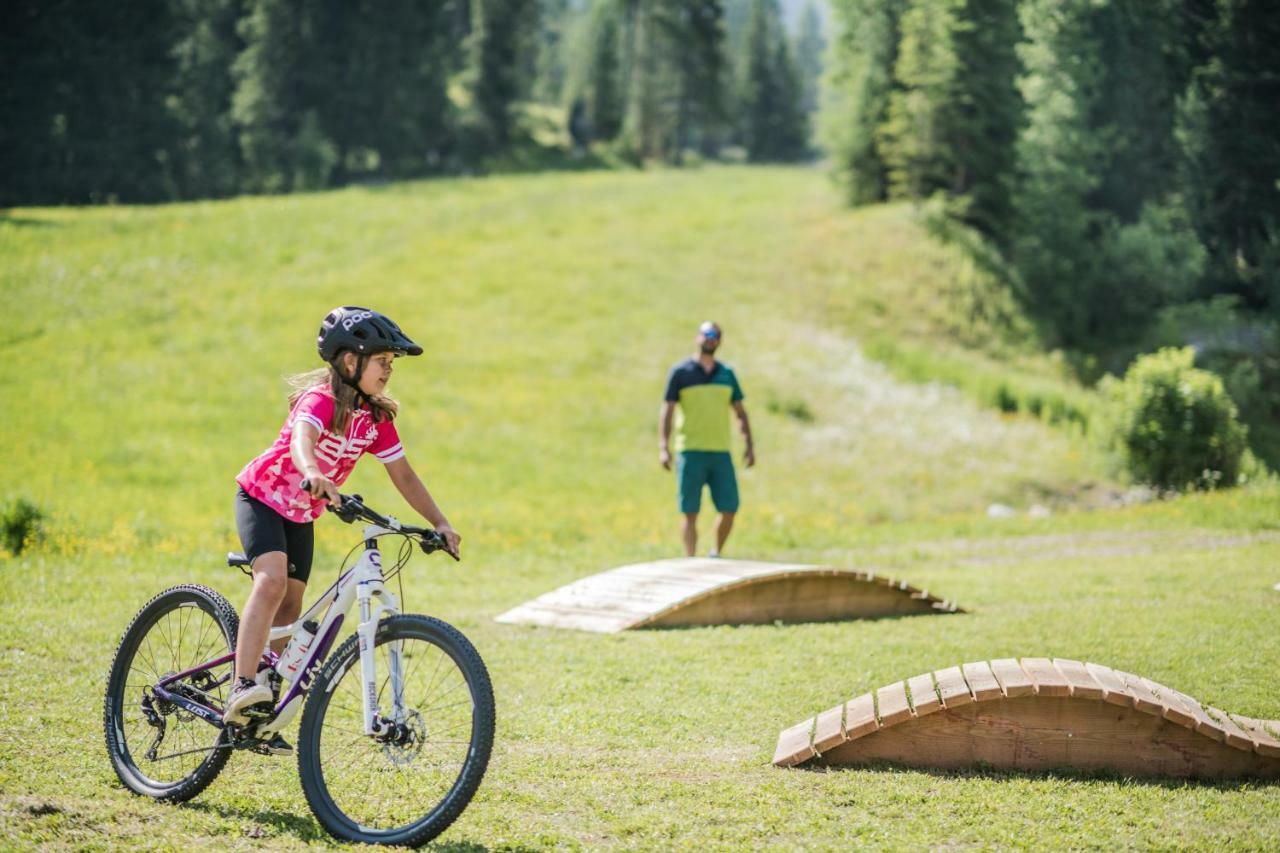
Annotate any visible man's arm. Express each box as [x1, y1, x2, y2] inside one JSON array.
[[659, 401, 676, 470], [732, 400, 755, 468]]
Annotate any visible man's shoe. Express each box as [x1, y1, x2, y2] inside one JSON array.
[[224, 677, 273, 725]]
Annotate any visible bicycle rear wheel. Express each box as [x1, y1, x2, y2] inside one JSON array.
[[102, 584, 238, 801], [297, 614, 495, 847]]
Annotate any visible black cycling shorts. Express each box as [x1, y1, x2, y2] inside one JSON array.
[[234, 486, 315, 583]]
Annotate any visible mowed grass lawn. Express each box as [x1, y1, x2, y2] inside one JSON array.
[[2, 166, 1278, 849]]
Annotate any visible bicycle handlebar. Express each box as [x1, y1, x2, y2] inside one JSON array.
[[301, 481, 460, 561]]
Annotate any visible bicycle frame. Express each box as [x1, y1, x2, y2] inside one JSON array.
[[153, 523, 405, 740]]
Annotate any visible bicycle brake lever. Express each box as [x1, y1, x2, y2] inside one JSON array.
[[420, 532, 461, 561]]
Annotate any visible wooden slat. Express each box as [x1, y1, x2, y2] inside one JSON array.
[[1168, 689, 1227, 743], [845, 692, 879, 740], [989, 658, 1034, 697], [961, 661, 1003, 702], [1232, 716, 1280, 758], [501, 558, 962, 631], [1084, 662, 1133, 707], [1021, 657, 1071, 697], [813, 704, 846, 754], [810, 691, 1280, 779], [1203, 707, 1257, 752], [907, 673, 942, 717], [1142, 678, 1196, 730], [1053, 659, 1105, 700], [934, 666, 973, 708], [773, 717, 815, 766], [1115, 670, 1163, 716], [876, 681, 913, 727]]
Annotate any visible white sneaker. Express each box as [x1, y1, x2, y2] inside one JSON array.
[[224, 678, 273, 725]]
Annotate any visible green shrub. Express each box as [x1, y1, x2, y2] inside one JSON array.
[[1101, 347, 1247, 491], [1, 498, 44, 556], [765, 396, 815, 423]]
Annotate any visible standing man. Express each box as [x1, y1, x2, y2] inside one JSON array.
[[660, 321, 755, 557]]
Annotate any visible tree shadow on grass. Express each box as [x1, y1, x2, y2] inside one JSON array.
[[801, 759, 1280, 790], [0, 212, 56, 228]]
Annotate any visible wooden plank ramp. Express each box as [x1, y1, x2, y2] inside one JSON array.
[[773, 658, 1280, 780], [496, 558, 963, 633]]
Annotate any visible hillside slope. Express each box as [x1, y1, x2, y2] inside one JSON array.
[[3, 167, 1279, 849], [2, 166, 1105, 554]]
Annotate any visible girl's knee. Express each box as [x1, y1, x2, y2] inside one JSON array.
[[251, 553, 290, 597]]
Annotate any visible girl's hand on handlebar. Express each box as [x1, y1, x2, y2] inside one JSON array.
[[304, 474, 340, 506], [435, 524, 461, 557]]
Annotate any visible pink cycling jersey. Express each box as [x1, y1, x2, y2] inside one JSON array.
[[236, 386, 405, 523]]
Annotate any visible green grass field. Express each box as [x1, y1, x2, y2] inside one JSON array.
[[2, 166, 1279, 849]]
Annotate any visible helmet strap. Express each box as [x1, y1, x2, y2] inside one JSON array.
[[331, 353, 376, 414]]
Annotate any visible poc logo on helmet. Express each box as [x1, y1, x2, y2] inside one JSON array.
[[341, 310, 374, 331]]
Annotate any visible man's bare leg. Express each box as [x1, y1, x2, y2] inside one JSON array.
[[682, 513, 698, 557], [712, 511, 735, 556]]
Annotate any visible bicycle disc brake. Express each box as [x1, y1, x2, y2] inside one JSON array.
[[377, 710, 426, 767]]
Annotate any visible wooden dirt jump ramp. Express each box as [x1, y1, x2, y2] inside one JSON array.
[[494, 558, 962, 633], [773, 658, 1280, 779]]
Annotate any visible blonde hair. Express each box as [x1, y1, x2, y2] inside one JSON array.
[[286, 364, 398, 434]]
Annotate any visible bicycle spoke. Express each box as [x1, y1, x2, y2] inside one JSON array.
[[312, 629, 481, 833], [120, 605, 226, 786], [139, 634, 160, 682], [419, 675, 467, 710]]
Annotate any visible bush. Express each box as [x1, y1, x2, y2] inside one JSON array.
[[1101, 347, 1247, 491], [1, 498, 44, 556]]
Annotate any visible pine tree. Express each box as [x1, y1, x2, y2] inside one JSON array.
[[568, 0, 627, 142], [878, 0, 961, 199], [1011, 0, 1201, 348], [466, 0, 540, 153], [0, 0, 180, 203], [821, 0, 907, 203], [1181, 0, 1280, 311], [532, 0, 576, 105], [233, 0, 459, 189], [878, 0, 1022, 238], [617, 0, 726, 163], [344, 0, 458, 177], [946, 0, 1023, 237], [169, 0, 244, 198], [232, 0, 325, 192], [793, 2, 826, 122], [739, 0, 806, 161]]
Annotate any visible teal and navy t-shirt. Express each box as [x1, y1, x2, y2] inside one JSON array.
[[664, 358, 744, 452]]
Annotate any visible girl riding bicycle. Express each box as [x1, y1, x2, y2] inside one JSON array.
[[225, 306, 461, 747]]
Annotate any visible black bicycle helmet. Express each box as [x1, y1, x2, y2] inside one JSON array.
[[317, 306, 423, 362]]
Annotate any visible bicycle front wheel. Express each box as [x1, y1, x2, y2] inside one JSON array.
[[297, 614, 495, 847]]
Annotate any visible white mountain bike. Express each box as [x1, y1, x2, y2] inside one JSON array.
[[102, 490, 494, 847]]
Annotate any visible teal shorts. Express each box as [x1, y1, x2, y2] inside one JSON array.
[[676, 451, 739, 514]]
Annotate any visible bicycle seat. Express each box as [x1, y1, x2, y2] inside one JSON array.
[[227, 552, 251, 568]]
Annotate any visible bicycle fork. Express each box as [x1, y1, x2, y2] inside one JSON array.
[[357, 571, 406, 737]]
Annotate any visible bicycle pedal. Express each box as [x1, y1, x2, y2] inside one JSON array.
[[241, 702, 275, 719]]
